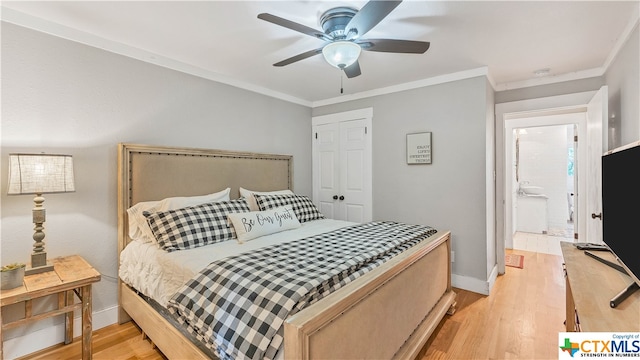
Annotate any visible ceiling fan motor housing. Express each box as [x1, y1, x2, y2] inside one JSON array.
[[320, 7, 357, 39]]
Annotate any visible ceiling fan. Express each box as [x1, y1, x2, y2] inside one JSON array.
[[257, 0, 430, 78]]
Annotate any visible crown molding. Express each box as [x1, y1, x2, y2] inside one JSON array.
[[493, 67, 605, 92], [1, 7, 313, 107], [602, 4, 639, 72], [313, 67, 491, 107]]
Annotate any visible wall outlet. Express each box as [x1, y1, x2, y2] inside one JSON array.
[[451, 250, 455, 263]]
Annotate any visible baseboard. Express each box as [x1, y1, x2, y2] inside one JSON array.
[[452, 273, 491, 295], [487, 264, 499, 294], [2, 305, 118, 359]]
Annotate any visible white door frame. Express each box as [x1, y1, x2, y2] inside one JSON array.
[[312, 107, 373, 222], [495, 91, 597, 274]]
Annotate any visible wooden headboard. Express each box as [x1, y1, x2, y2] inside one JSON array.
[[117, 143, 293, 256]]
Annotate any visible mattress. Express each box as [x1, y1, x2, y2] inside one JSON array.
[[119, 218, 355, 307]]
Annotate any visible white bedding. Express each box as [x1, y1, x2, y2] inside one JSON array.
[[119, 218, 355, 307]]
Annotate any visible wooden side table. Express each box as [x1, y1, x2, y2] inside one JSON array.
[[1, 255, 101, 359]]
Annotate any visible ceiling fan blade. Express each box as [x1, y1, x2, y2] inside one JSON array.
[[345, 0, 402, 39], [359, 39, 430, 53], [258, 13, 331, 41], [343, 61, 362, 78], [273, 48, 324, 67]]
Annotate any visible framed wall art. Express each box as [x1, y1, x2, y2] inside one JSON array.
[[406, 132, 432, 164]]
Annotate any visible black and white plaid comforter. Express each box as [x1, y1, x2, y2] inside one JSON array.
[[167, 221, 438, 360]]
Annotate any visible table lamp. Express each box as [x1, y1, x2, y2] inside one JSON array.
[[7, 153, 75, 275]]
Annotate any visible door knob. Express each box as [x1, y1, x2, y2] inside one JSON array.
[[339, 195, 345, 201], [333, 195, 338, 200], [591, 212, 602, 220]]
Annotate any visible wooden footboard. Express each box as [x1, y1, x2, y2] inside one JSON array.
[[119, 230, 454, 360], [284, 230, 454, 360]]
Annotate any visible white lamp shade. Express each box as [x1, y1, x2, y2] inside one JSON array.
[[8, 154, 75, 195], [322, 41, 361, 69]]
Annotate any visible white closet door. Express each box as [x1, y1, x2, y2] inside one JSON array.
[[312, 108, 372, 223], [340, 119, 369, 223], [314, 122, 340, 219]]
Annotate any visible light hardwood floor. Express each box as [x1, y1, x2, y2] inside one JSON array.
[[18, 249, 566, 360], [421, 249, 566, 359]]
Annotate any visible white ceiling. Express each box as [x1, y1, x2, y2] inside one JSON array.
[[2, 1, 639, 106]]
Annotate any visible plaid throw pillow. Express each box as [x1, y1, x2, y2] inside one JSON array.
[[144, 198, 250, 252], [254, 193, 325, 223]]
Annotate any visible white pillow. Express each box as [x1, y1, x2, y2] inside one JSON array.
[[127, 199, 159, 241], [239, 187, 293, 211], [227, 205, 301, 243], [127, 188, 231, 243]]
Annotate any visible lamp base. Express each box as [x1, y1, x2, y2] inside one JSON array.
[[25, 261, 54, 276]]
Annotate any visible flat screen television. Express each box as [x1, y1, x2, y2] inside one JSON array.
[[601, 140, 640, 307]]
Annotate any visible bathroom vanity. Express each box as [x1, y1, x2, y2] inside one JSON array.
[[517, 185, 549, 234]]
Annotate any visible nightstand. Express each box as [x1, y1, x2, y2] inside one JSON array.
[[0, 255, 101, 360]]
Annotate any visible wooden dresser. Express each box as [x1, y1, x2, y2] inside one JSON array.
[[561, 241, 640, 332]]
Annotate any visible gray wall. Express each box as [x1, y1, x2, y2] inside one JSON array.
[[313, 76, 491, 282], [605, 23, 640, 148], [1, 22, 311, 343], [495, 77, 605, 104]]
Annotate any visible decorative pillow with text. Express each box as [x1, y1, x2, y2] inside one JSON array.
[[227, 205, 301, 243]]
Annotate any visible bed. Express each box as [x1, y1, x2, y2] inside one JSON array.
[[117, 143, 456, 360]]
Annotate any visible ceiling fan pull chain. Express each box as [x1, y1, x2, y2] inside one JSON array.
[[340, 73, 344, 94]]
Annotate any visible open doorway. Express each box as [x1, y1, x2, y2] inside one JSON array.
[[495, 87, 607, 277], [511, 124, 576, 255], [504, 111, 586, 255]]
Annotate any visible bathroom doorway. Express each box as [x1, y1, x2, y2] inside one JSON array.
[[511, 124, 576, 255], [505, 112, 586, 254], [496, 87, 607, 275]]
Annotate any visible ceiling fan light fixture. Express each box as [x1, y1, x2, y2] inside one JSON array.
[[322, 41, 361, 69]]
